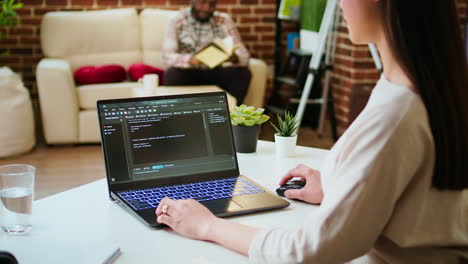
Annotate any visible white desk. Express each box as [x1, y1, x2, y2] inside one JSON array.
[[0, 141, 328, 263]]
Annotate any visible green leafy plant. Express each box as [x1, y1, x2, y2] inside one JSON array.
[[0, 0, 23, 27], [230, 104, 270, 127], [0, 0, 23, 56], [271, 110, 299, 137]]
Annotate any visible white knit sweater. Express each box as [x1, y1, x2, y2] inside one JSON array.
[[248, 75, 468, 263]]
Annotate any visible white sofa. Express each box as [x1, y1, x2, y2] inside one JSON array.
[[36, 8, 268, 144]]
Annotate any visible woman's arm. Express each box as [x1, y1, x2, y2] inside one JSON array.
[[156, 198, 258, 255], [206, 217, 259, 255]]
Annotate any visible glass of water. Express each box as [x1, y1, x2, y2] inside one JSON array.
[[0, 164, 35, 234]]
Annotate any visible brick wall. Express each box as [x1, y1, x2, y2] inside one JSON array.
[[0, 0, 466, 135]]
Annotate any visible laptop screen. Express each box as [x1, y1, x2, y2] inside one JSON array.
[[97, 92, 237, 185]]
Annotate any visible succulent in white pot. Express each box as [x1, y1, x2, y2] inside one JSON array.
[[271, 111, 300, 158]]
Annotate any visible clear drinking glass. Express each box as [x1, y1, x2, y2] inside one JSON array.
[[0, 164, 35, 234]]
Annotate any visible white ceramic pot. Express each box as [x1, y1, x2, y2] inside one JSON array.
[[274, 133, 297, 158]]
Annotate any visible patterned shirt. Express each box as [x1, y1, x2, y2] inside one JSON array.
[[162, 8, 250, 68]]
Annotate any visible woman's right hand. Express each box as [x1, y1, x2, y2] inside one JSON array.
[[279, 164, 324, 204]]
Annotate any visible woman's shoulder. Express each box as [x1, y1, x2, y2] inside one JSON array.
[[360, 75, 426, 129], [335, 76, 433, 162]]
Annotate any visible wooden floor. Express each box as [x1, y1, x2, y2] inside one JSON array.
[[0, 121, 335, 200]]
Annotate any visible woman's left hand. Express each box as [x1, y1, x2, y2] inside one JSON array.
[[155, 198, 217, 241]]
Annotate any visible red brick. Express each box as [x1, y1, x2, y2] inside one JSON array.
[[10, 26, 35, 35], [353, 61, 375, 69], [252, 44, 273, 50], [10, 48, 34, 55], [122, 0, 143, 5], [336, 46, 351, 56], [17, 9, 32, 16], [332, 87, 351, 98], [352, 49, 372, 58], [261, 35, 274, 41], [334, 108, 348, 120], [334, 57, 352, 68], [253, 7, 274, 14], [237, 25, 251, 33], [0, 55, 20, 64], [20, 36, 40, 44], [242, 35, 258, 41], [231, 7, 251, 14], [254, 25, 273, 32], [0, 38, 19, 45], [34, 8, 60, 15], [335, 78, 353, 89], [144, 0, 167, 4], [19, 17, 42, 25], [240, 0, 257, 4], [97, 0, 120, 6], [23, 0, 44, 5], [167, 0, 186, 5], [261, 0, 275, 4], [46, 0, 68, 5], [350, 71, 376, 80], [333, 67, 351, 78], [218, 0, 237, 4], [239, 16, 259, 23], [261, 17, 274, 23], [71, 0, 95, 5]]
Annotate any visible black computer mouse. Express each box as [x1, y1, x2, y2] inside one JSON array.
[[276, 180, 306, 197]]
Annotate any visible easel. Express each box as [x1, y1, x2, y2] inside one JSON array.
[[294, 0, 340, 139], [294, 1, 384, 138]]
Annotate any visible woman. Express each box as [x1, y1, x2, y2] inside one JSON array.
[[156, 0, 468, 262]]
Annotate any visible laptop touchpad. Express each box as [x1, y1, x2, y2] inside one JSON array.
[[203, 199, 243, 214]]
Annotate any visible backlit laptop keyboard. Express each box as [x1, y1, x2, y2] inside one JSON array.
[[117, 178, 265, 210]]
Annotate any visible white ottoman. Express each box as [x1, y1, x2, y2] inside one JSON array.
[[0, 67, 36, 158]]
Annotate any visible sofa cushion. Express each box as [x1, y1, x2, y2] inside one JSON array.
[[74, 65, 127, 85], [41, 8, 142, 70], [140, 8, 178, 68], [128, 63, 164, 84], [77, 82, 137, 110]]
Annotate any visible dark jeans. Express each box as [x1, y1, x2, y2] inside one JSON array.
[[163, 67, 252, 104]]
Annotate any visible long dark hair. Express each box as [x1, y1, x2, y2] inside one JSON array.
[[379, 0, 468, 190]]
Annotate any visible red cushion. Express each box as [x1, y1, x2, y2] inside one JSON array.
[[74, 64, 126, 85], [128, 63, 164, 85]]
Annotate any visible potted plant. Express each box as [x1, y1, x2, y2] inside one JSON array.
[[271, 111, 300, 157], [1, 0, 23, 46], [230, 105, 270, 153]]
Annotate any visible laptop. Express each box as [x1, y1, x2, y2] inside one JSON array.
[[97, 92, 290, 227]]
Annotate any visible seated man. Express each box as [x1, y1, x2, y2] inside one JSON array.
[[162, 0, 251, 104]]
